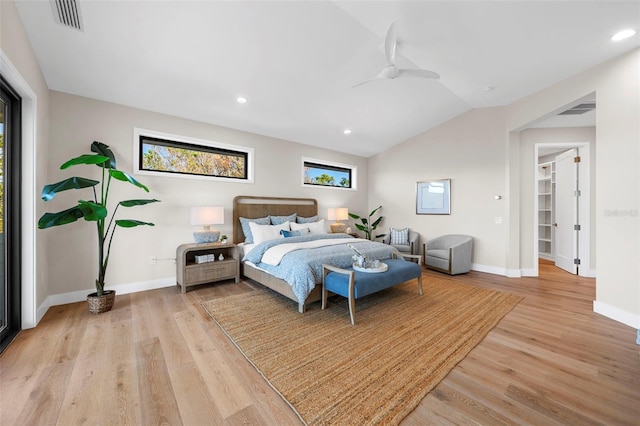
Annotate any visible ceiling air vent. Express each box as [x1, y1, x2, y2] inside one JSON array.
[[51, 0, 83, 31], [558, 103, 596, 115]]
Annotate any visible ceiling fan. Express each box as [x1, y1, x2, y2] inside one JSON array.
[[353, 21, 440, 88]]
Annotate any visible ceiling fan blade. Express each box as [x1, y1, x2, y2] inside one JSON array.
[[384, 21, 398, 66], [397, 68, 440, 80], [351, 65, 396, 88]]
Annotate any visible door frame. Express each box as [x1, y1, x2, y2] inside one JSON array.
[[0, 50, 37, 329], [533, 142, 593, 277]]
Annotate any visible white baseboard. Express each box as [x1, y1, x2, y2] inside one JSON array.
[[520, 268, 537, 277], [593, 300, 640, 329], [470, 263, 515, 277], [36, 298, 51, 325], [37, 276, 177, 320]]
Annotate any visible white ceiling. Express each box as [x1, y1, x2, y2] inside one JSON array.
[[14, 1, 639, 157]]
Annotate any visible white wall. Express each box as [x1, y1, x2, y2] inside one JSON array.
[[45, 91, 369, 298]]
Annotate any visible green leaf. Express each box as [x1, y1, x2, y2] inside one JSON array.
[[119, 199, 161, 207], [38, 206, 86, 228], [116, 219, 155, 228], [60, 154, 110, 169], [109, 169, 150, 192], [371, 216, 384, 228], [91, 141, 117, 169], [354, 223, 366, 232], [369, 206, 382, 217], [78, 200, 108, 221], [41, 177, 99, 201], [348, 212, 361, 220]]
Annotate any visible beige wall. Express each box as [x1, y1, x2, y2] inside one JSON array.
[[368, 106, 509, 273], [1, 0, 51, 319], [47, 91, 369, 295]]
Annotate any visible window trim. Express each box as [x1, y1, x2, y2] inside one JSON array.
[[301, 157, 357, 190], [133, 128, 254, 183]]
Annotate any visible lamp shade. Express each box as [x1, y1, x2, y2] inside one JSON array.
[[190, 207, 224, 243], [328, 207, 348, 221], [190, 206, 224, 226]]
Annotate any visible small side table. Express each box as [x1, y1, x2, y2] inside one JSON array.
[[176, 242, 240, 293]]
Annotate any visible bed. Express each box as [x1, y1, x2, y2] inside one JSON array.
[[233, 195, 398, 312]]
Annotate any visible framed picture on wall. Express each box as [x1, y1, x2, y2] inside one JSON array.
[[416, 179, 451, 215]]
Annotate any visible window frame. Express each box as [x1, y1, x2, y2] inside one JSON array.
[[301, 157, 357, 190], [133, 128, 254, 183]]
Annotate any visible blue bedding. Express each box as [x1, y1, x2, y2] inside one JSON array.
[[243, 234, 398, 303]]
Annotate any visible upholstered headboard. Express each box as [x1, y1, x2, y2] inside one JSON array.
[[232, 196, 318, 244]]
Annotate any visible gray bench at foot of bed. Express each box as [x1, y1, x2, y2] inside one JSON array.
[[321, 253, 423, 325]]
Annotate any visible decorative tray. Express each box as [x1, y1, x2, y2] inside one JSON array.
[[353, 262, 388, 273]]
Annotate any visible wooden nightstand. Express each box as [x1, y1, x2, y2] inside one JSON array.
[[176, 242, 240, 293]]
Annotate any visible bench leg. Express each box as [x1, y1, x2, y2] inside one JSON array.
[[348, 277, 356, 325], [348, 296, 356, 326]]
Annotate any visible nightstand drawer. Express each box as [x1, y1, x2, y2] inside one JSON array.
[[185, 261, 237, 283]]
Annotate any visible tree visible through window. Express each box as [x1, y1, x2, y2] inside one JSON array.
[[303, 160, 352, 188], [140, 135, 248, 180]]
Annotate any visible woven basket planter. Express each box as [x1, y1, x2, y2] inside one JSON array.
[[87, 290, 116, 314]]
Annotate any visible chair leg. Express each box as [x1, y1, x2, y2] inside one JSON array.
[[417, 274, 423, 295]]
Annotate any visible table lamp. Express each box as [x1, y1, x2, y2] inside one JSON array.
[[190, 206, 224, 243], [328, 207, 348, 233]]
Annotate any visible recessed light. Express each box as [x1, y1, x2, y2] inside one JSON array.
[[236, 96, 248, 104], [343, 129, 352, 135], [611, 29, 636, 41]]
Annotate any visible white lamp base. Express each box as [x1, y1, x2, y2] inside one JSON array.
[[193, 230, 220, 244]]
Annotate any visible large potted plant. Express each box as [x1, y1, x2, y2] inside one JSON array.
[[349, 206, 385, 241], [38, 141, 160, 314]]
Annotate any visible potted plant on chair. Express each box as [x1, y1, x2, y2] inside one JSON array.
[[38, 141, 160, 314]]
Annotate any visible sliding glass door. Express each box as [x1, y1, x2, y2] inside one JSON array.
[[0, 75, 21, 353]]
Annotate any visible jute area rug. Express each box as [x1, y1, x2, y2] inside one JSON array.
[[202, 277, 521, 425]]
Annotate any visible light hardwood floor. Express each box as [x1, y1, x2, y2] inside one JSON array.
[[1, 260, 638, 425]]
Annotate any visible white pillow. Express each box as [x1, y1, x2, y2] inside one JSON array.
[[308, 219, 327, 235], [249, 221, 290, 244], [290, 219, 327, 234], [290, 221, 310, 232]]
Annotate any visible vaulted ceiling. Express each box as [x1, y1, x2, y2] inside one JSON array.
[[15, 1, 639, 157]]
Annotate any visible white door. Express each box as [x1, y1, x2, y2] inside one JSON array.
[[554, 149, 579, 274]]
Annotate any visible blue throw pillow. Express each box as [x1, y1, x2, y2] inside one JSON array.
[[240, 216, 270, 244], [271, 213, 297, 225], [280, 229, 303, 238], [296, 215, 318, 224]]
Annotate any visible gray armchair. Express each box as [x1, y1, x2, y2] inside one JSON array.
[[423, 234, 472, 275], [382, 229, 420, 255]]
